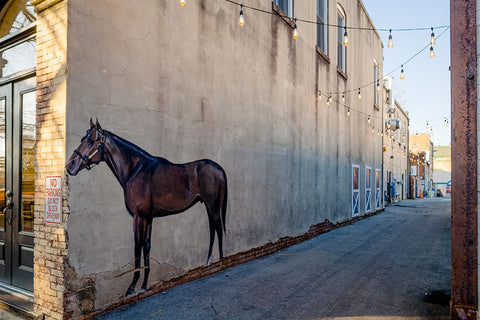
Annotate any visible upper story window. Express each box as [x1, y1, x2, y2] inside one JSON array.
[[317, 0, 328, 53], [0, 0, 37, 79], [0, 0, 36, 38], [274, 0, 293, 18], [337, 4, 346, 72], [373, 60, 379, 107]]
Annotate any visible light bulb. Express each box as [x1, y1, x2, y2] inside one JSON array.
[[328, 93, 333, 103], [376, 81, 380, 92], [343, 27, 349, 46], [430, 27, 435, 46], [388, 29, 393, 48], [368, 116, 371, 124], [317, 91, 322, 100], [180, 0, 186, 6], [372, 127, 375, 133], [400, 65, 405, 80], [293, 20, 298, 40], [426, 121, 429, 129], [347, 107, 350, 117], [341, 93, 345, 104], [429, 46, 435, 58], [357, 89, 362, 100], [239, 5, 245, 26]]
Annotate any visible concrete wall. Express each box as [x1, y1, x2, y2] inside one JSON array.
[[64, 0, 383, 314]]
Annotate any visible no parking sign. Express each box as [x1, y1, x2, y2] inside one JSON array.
[[45, 176, 62, 224]]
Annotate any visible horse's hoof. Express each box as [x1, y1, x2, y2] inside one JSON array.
[[125, 287, 135, 297]]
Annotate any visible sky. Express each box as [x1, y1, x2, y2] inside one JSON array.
[[361, 0, 451, 146]]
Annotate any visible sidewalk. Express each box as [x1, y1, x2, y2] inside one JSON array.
[[98, 198, 451, 319]]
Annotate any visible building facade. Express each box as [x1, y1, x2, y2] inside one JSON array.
[[0, 0, 384, 318], [409, 133, 434, 198], [433, 145, 451, 196], [382, 79, 409, 204]]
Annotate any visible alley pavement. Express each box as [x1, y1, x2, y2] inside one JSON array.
[[96, 198, 451, 320]]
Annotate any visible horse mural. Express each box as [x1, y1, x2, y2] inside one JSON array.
[[66, 119, 228, 296]]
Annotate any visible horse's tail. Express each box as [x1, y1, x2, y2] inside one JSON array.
[[221, 176, 228, 234]]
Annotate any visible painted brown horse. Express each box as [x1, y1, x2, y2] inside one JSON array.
[[66, 119, 228, 296]]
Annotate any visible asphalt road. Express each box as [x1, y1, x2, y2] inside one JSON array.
[[96, 198, 451, 320]]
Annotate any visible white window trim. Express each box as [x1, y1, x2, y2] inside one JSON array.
[[365, 166, 372, 213], [337, 4, 346, 72], [352, 164, 360, 217], [317, 0, 328, 53], [373, 59, 379, 107], [274, 0, 293, 18]]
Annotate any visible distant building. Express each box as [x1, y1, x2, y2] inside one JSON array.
[[382, 79, 409, 204], [409, 133, 434, 198], [433, 145, 451, 196]]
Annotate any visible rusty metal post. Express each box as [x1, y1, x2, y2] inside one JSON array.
[[450, 0, 478, 318]]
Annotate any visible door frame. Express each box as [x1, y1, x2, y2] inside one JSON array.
[[0, 76, 36, 293]]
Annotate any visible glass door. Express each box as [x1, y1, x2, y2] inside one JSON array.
[[0, 76, 35, 292]]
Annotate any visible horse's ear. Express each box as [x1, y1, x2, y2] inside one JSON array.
[[90, 118, 94, 129], [96, 118, 103, 133]]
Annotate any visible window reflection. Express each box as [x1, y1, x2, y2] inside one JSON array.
[[21, 90, 35, 233], [0, 99, 5, 231], [0, 0, 36, 38], [0, 38, 36, 78]]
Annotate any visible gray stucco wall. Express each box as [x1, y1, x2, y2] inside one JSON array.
[[64, 0, 383, 310]]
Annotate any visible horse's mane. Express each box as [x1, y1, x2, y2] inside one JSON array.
[[106, 130, 159, 161]]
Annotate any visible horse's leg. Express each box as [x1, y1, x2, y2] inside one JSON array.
[[215, 219, 224, 259], [140, 219, 153, 292], [206, 212, 215, 266], [126, 216, 145, 296]]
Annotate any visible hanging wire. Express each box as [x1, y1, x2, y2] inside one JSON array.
[[224, 0, 449, 32], [318, 26, 450, 95]]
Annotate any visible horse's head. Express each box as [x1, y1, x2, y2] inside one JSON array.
[[66, 118, 106, 176]]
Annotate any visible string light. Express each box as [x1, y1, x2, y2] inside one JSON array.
[[222, 0, 451, 133], [239, 4, 245, 26], [371, 127, 375, 133], [429, 46, 435, 58], [430, 27, 435, 46], [388, 29, 393, 48], [367, 115, 371, 124], [293, 19, 298, 40], [180, 0, 186, 6], [344, 27, 349, 46], [426, 121, 429, 129], [315, 27, 449, 102], [444, 118, 449, 127]]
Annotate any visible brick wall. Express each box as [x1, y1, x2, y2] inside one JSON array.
[[32, 0, 68, 319]]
